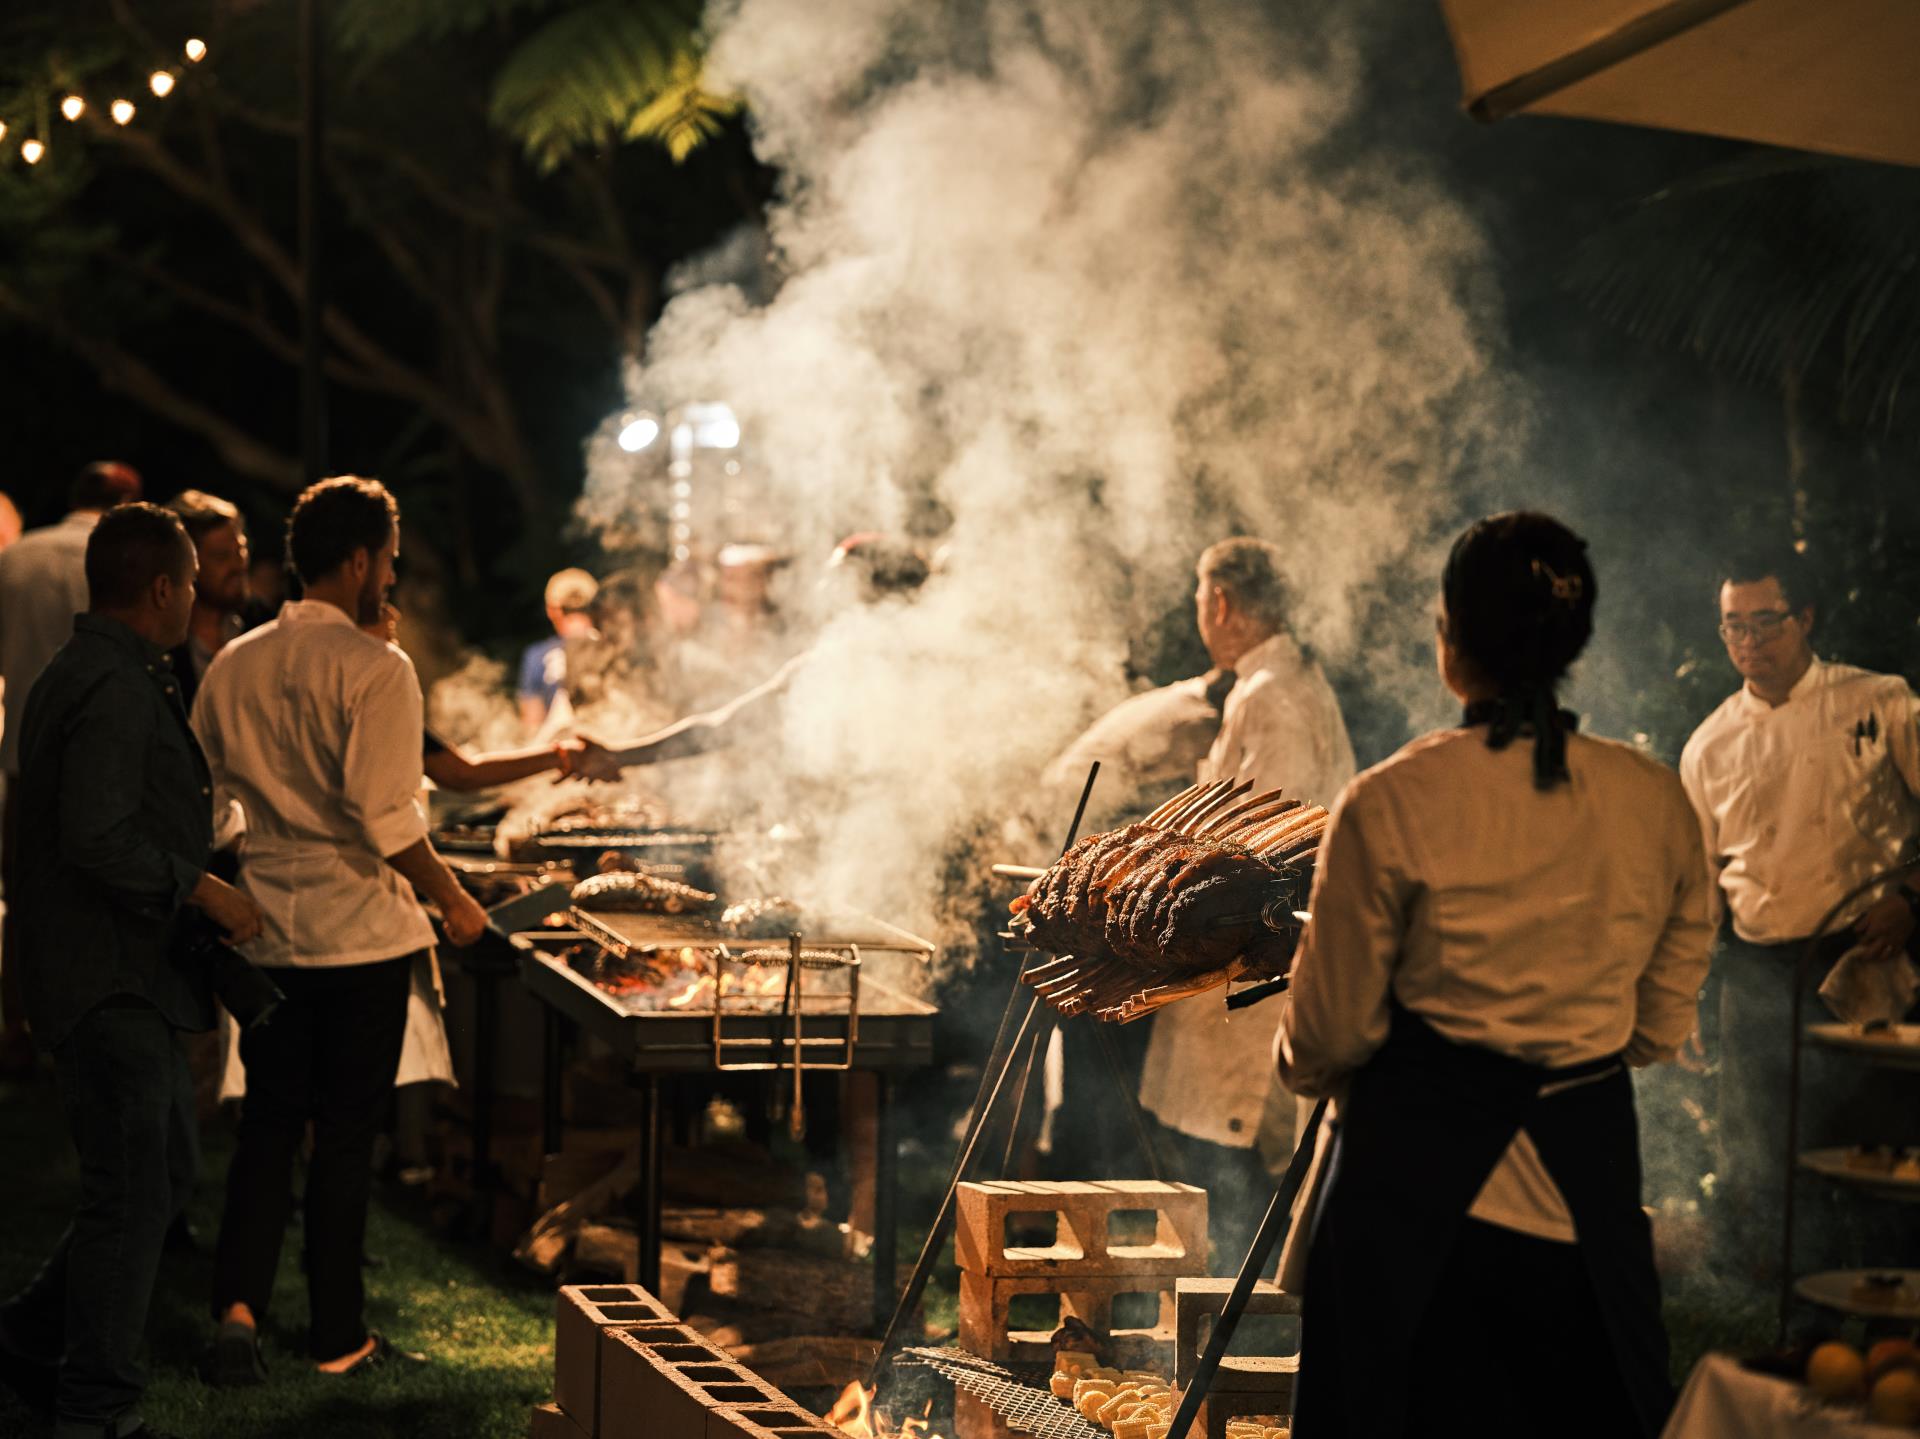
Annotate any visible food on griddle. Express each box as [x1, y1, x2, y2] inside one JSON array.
[[1057, 1355, 1172, 1436], [1222, 1419, 1289, 1439], [1010, 778, 1326, 1022], [721, 897, 808, 938], [570, 870, 717, 914]]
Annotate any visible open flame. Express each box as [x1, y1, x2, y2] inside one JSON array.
[[826, 1385, 942, 1439], [827, 1381, 876, 1437]]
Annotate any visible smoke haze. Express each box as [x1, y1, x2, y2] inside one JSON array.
[[581, 0, 1528, 939]]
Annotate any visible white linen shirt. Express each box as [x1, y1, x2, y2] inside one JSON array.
[[0, 512, 99, 774], [1679, 656, 1920, 944], [1276, 727, 1712, 1241], [193, 600, 435, 967], [1138, 632, 1357, 1149]]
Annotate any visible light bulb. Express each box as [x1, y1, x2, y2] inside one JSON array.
[[22, 139, 45, 164], [60, 95, 85, 122], [0, 121, 8, 143], [184, 38, 207, 63], [111, 99, 136, 126], [617, 416, 660, 452], [150, 71, 175, 98]]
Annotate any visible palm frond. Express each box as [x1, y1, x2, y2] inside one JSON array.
[[487, 0, 711, 169], [623, 53, 740, 163], [1566, 155, 1920, 438]]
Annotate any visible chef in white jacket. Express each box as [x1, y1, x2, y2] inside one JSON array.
[[1136, 537, 1354, 1264]]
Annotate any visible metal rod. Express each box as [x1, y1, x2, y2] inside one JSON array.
[[638, 1074, 662, 1294], [1167, 1099, 1325, 1439], [868, 995, 1039, 1383], [1062, 761, 1101, 855], [999, 1022, 1047, 1177], [789, 933, 807, 1142], [297, 0, 327, 485], [872, 1074, 899, 1333], [541, 1002, 565, 1157]]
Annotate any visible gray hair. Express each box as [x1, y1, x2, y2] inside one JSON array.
[[1197, 537, 1290, 630]]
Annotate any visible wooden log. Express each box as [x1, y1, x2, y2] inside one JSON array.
[[515, 1151, 641, 1274], [705, 1246, 868, 1329], [719, 1335, 881, 1390]]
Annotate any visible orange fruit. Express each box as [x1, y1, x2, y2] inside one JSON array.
[[1867, 1338, 1920, 1384], [1868, 1366, 1920, 1427], [1806, 1341, 1866, 1401]]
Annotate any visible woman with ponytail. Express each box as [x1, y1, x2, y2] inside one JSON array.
[[1274, 513, 1712, 1438]]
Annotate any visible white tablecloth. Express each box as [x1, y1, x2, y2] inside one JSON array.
[[1665, 1354, 1910, 1439]]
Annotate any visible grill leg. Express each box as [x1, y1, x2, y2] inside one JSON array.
[[637, 1073, 663, 1296], [541, 1002, 566, 1157], [471, 964, 497, 1193], [873, 1072, 898, 1333]]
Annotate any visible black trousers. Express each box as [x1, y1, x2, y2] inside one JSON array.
[[212, 955, 411, 1360], [1, 1000, 196, 1437]]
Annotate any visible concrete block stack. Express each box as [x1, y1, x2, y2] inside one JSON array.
[[538, 1282, 837, 1439], [954, 1181, 1208, 1439], [1172, 1277, 1301, 1439]]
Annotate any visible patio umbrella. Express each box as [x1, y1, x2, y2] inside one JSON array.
[[1438, 0, 1920, 168]]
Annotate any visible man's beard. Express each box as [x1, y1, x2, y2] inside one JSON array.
[[356, 571, 387, 626]]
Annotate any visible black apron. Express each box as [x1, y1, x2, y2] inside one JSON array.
[[1294, 1003, 1672, 1438]]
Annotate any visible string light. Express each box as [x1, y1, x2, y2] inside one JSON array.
[[2, 26, 211, 170], [149, 70, 175, 98], [111, 99, 136, 126], [0, 121, 8, 142], [60, 95, 86, 122], [184, 38, 207, 63], [22, 139, 44, 164]]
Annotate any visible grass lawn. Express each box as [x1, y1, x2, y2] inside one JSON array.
[[0, 1069, 555, 1439]]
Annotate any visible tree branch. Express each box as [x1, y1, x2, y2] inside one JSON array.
[[0, 285, 302, 492]]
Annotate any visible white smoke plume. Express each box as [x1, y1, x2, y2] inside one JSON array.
[[581, 0, 1525, 942]]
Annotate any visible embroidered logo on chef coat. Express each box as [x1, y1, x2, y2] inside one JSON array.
[[1853, 714, 1879, 755]]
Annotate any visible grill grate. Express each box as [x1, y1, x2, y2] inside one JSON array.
[[894, 1348, 1100, 1439]]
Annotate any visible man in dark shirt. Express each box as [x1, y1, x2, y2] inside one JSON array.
[[0, 504, 261, 1439]]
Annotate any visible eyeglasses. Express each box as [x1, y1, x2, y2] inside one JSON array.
[[1717, 610, 1794, 643]]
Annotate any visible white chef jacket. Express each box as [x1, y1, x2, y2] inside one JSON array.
[[1679, 656, 1920, 944], [193, 600, 436, 967], [0, 512, 99, 774], [1277, 727, 1712, 1241], [1137, 632, 1357, 1149]]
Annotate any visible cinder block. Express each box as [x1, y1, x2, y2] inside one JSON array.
[[532, 1402, 591, 1439], [958, 1270, 1181, 1365], [1171, 1278, 1301, 1387], [956, 1181, 1208, 1277], [555, 1284, 684, 1433], [1188, 1375, 1297, 1439], [600, 1330, 785, 1439], [707, 1403, 833, 1439]]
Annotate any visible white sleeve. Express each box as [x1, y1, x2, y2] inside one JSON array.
[[1625, 782, 1714, 1066], [1274, 776, 1413, 1097], [341, 651, 430, 858], [1884, 676, 1920, 810]]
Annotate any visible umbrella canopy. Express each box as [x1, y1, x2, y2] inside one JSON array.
[[1439, 0, 1920, 169]]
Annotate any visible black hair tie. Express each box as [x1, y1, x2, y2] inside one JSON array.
[[1462, 688, 1579, 790]]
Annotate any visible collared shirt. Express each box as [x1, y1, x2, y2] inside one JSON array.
[[14, 614, 216, 1047], [166, 612, 247, 715], [1138, 632, 1358, 1149], [1276, 727, 1711, 1241], [1679, 655, 1920, 944], [193, 600, 435, 967], [0, 511, 101, 774]]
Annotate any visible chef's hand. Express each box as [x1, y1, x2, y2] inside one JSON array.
[[1676, 1027, 1709, 1074], [441, 889, 489, 948], [565, 736, 624, 784], [1853, 891, 1916, 962], [191, 872, 265, 946]]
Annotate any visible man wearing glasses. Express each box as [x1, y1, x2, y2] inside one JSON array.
[[1679, 548, 1920, 1280]]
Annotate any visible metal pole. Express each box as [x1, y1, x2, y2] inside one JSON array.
[[298, 0, 327, 485]]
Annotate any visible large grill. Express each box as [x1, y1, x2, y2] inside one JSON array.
[[893, 1349, 1100, 1439]]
